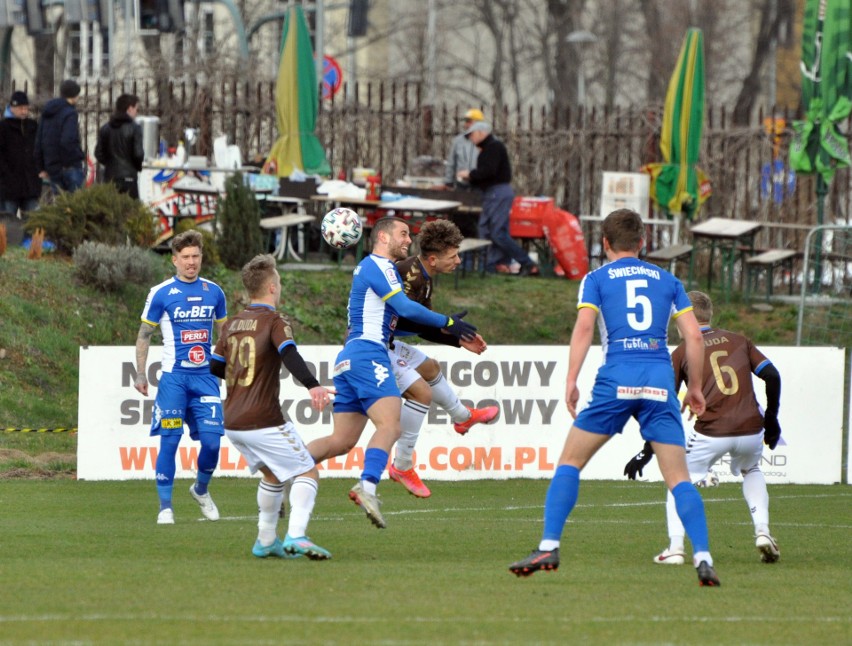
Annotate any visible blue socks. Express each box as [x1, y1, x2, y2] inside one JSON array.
[[155, 435, 181, 510], [542, 465, 580, 541], [156, 433, 221, 506], [194, 432, 221, 495], [672, 481, 710, 553], [362, 447, 389, 484]]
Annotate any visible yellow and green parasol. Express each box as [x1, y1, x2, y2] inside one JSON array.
[[266, 6, 330, 177], [643, 28, 711, 221], [789, 0, 851, 196]]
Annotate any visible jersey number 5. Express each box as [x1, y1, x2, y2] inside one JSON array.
[[626, 279, 652, 331]]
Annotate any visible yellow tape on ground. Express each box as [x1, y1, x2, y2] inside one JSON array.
[[2, 428, 77, 433]]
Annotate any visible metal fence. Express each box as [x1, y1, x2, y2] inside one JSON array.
[[796, 225, 852, 347], [15, 77, 852, 253]]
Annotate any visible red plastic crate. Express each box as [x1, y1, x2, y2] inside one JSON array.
[[510, 196, 555, 238]]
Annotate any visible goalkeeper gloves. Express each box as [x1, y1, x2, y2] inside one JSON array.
[[623, 441, 654, 480], [445, 310, 477, 341], [763, 411, 781, 450]]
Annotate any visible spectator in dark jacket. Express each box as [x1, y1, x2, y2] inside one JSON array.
[[458, 122, 539, 276], [35, 79, 86, 194], [95, 94, 144, 199], [0, 91, 41, 215]]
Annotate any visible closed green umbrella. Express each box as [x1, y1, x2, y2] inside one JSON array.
[[789, 0, 851, 290], [789, 0, 851, 206], [644, 28, 711, 223], [266, 6, 330, 177]]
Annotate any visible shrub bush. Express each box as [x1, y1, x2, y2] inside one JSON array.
[[73, 241, 163, 292], [216, 172, 263, 270], [25, 183, 158, 254]]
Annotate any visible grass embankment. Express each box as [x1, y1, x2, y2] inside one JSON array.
[[0, 246, 801, 476]]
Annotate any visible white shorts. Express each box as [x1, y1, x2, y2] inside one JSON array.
[[388, 340, 428, 393], [225, 422, 314, 482], [684, 427, 765, 478]]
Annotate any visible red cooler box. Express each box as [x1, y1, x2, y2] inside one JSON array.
[[544, 209, 588, 280], [509, 196, 555, 238]]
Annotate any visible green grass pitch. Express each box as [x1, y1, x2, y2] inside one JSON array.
[[0, 478, 849, 644]]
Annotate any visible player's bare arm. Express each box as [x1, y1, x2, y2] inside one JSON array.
[[674, 310, 706, 418], [565, 307, 596, 418], [134, 322, 156, 396]]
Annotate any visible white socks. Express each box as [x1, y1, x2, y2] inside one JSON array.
[[257, 476, 319, 543], [742, 466, 770, 532], [394, 399, 429, 471], [287, 476, 318, 539], [257, 480, 285, 545], [664, 490, 686, 551], [428, 373, 470, 423]]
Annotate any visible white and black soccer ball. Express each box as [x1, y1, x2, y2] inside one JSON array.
[[321, 207, 363, 249], [695, 469, 720, 488]]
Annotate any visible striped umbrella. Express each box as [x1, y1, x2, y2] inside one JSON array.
[[643, 28, 711, 221], [266, 6, 330, 177]]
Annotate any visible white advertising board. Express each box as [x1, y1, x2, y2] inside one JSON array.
[[78, 345, 845, 484], [601, 171, 650, 220]]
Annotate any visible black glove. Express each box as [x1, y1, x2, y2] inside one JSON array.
[[623, 441, 654, 480], [763, 412, 781, 450], [445, 311, 477, 341]]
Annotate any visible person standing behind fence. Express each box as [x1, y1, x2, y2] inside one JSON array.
[[35, 79, 86, 194], [0, 91, 41, 216], [95, 94, 144, 199], [442, 108, 483, 190], [457, 122, 539, 276]]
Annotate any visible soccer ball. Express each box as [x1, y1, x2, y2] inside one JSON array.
[[695, 469, 720, 488], [321, 207, 363, 249]]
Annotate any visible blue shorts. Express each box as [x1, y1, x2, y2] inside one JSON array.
[[332, 341, 400, 415], [573, 361, 685, 445], [151, 371, 224, 439]]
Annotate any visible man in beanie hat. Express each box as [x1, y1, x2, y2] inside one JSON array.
[[0, 91, 41, 215], [35, 79, 86, 193]]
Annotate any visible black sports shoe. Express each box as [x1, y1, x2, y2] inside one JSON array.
[[696, 560, 721, 587], [509, 548, 559, 577]]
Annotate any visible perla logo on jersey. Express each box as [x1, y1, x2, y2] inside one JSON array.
[[173, 305, 216, 319]]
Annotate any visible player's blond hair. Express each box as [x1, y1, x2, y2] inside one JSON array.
[[241, 254, 277, 297], [688, 290, 713, 323]]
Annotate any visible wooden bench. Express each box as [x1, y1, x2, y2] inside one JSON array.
[[259, 214, 316, 262], [645, 244, 693, 274], [745, 249, 798, 301], [455, 238, 493, 288]]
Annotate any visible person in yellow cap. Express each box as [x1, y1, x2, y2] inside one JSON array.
[[442, 108, 484, 190]]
